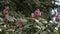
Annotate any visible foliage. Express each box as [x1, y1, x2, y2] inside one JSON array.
[[0, 0, 60, 34], [0, 17, 58, 34], [0, 0, 53, 17]]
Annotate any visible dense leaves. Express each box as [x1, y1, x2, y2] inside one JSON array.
[[0, 17, 59, 34], [0, 0, 53, 17], [0, 0, 60, 34]]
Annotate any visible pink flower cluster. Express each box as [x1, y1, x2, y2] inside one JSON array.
[[15, 18, 23, 26], [3, 6, 9, 15], [3, 6, 9, 22], [34, 9, 41, 17], [31, 8, 41, 18], [56, 13, 60, 21], [4, 15, 9, 22]]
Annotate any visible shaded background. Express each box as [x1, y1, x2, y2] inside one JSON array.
[[0, 0, 54, 18]]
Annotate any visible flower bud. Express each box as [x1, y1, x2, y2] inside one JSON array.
[[34, 9, 41, 17], [56, 13, 60, 21], [3, 6, 9, 14], [15, 18, 23, 26], [4, 15, 9, 22]]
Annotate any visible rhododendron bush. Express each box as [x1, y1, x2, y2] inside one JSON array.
[[0, 0, 60, 34], [0, 8, 59, 34], [0, 17, 59, 34]]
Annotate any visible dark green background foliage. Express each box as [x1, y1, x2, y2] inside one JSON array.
[[0, 0, 60, 34], [0, 0, 54, 17]]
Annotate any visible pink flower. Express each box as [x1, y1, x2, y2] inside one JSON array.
[[56, 13, 60, 21], [4, 15, 9, 22], [3, 6, 9, 14], [34, 9, 41, 17], [15, 18, 23, 25]]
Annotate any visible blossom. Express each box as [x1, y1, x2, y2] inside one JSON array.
[[4, 15, 9, 22], [3, 6, 9, 23], [3, 6, 9, 14], [15, 18, 23, 26], [56, 13, 60, 21], [34, 9, 41, 17]]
